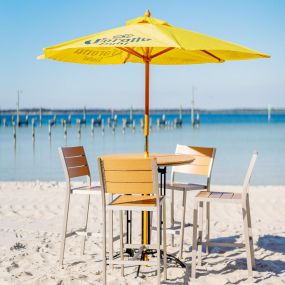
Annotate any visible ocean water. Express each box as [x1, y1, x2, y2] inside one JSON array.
[[0, 113, 285, 185]]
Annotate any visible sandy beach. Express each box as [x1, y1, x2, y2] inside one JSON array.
[[0, 182, 284, 284]]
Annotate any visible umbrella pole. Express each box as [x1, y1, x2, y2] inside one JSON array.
[[143, 59, 150, 248], [144, 60, 149, 158]]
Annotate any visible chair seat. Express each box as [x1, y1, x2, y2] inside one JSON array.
[[195, 191, 242, 202], [107, 195, 162, 209], [166, 182, 207, 191], [71, 185, 101, 194]]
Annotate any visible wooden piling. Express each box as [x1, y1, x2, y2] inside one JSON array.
[[122, 118, 126, 134], [63, 120, 67, 139], [112, 121, 115, 135], [91, 118, 95, 136], [16, 91, 20, 127], [39, 107, 42, 127], [191, 86, 195, 127], [48, 120, 51, 140], [32, 118, 35, 142], [101, 119, 105, 135], [13, 122, 16, 144], [77, 119, 81, 138], [267, 104, 271, 122]]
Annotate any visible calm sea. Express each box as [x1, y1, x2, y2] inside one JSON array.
[[1, 113, 285, 185]]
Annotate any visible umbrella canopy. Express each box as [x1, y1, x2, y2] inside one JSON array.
[[39, 10, 269, 64], [38, 10, 270, 155]]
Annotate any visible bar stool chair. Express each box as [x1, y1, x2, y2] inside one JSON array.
[[192, 151, 258, 279], [58, 146, 100, 266], [166, 145, 216, 259], [98, 156, 167, 285]]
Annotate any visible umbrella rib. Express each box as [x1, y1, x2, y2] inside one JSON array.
[[117, 47, 144, 59], [201, 50, 224, 62], [150, 47, 174, 59]]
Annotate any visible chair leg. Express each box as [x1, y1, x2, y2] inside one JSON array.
[[102, 207, 107, 285], [171, 190, 175, 247], [246, 197, 255, 269], [109, 210, 114, 269], [179, 189, 187, 259], [107, 194, 114, 269], [120, 210, 124, 277], [59, 190, 71, 267], [205, 201, 210, 255], [242, 204, 253, 278], [157, 207, 161, 285], [149, 211, 153, 244], [163, 200, 167, 281], [198, 201, 204, 266], [191, 201, 198, 279], [81, 194, 91, 255]]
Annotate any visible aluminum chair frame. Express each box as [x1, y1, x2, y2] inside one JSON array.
[[191, 151, 258, 279], [167, 145, 216, 259], [98, 157, 167, 285], [58, 146, 100, 266]]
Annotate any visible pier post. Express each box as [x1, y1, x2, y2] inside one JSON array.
[[267, 104, 271, 122], [39, 107, 42, 127], [77, 119, 81, 138], [91, 118, 95, 136], [48, 120, 51, 140], [191, 86, 195, 127], [122, 118, 126, 134], [112, 121, 115, 135], [32, 118, 35, 142], [13, 122, 16, 144], [16, 90, 20, 127], [130, 105, 133, 121], [63, 120, 67, 140], [101, 119, 105, 135], [3, 118, 6, 127]]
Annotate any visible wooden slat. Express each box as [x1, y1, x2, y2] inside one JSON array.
[[68, 165, 89, 178], [196, 191, 211, 198], [173, 164, 209, 176], [105, 182, 153, 194], [232, 193, 242, 200], [105, 170, 153, 183], [110, 195, 156, 206], [209, 192, 223, 199], [176, 145, 215, 157], [172, 145, 215, 176], [62, 146, 84, 157], [102, 158, 153, 171], [220, 192, 234, 199], [65, 156, 87, 167]]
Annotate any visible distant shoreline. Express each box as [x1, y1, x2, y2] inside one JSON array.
[[1, 108, 285, 115]]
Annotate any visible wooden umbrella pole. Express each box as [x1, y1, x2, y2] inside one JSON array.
[[143, 58, 150, 248], [144, 59, 150, 158]]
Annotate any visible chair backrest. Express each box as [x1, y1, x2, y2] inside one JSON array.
[[98, 157, 158, 195], [172, 145, 216, 180], [242, 151, 258, 197], [58, 146, 90, 181]]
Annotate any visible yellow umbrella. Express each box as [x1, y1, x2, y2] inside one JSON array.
[[38, 9, 270, 157], [38, 9, 270, 247]]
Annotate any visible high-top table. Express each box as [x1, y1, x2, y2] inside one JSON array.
[[101, 152, 195, 262]]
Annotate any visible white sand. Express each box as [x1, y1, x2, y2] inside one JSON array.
[[0, 182, 284, 285]]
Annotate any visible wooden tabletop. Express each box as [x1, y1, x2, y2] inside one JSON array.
[[100, 153, 195, 166]]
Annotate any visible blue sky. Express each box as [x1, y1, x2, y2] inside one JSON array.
[[0, 0, 284, 109]]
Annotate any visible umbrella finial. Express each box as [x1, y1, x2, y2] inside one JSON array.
[[145, 9, 151, 17]]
